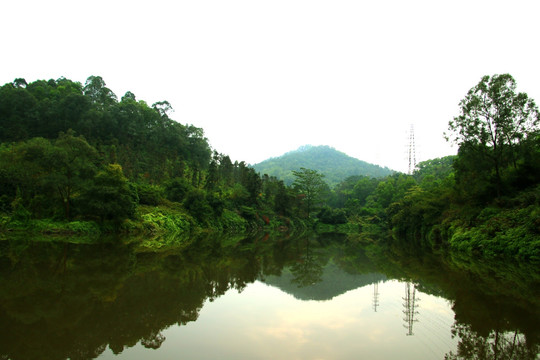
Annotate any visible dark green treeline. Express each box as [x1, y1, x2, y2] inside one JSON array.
[[1, 74, 539, 262], [0, 76, 297, 229], [325, 74, 540, 262]]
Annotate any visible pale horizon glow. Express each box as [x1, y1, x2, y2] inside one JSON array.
[[2, 1, 540, 172]]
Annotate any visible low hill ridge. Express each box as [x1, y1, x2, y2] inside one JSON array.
[[252, 145, 393, 187]]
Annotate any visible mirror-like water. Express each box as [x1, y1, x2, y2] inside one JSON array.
[[0, 233, 538, 359]]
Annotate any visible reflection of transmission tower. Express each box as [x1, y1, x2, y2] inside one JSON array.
[[408, 124, 417, 175], [372, 282, 380, 312], [402, 282, 419, 336]]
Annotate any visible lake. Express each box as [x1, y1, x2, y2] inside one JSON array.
[[0, 233, 538, 359]]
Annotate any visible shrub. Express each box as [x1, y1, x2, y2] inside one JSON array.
[[136, 183, 163, 206], [164, 177, 192, 202], [183, 189, 212, 223], [317, 207, 348, 225]]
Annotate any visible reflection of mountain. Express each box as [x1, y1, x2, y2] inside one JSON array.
[[262, 260, 387, 301], [1, 234, 539, 360]]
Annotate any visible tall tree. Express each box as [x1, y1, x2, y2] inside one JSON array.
[[446, 74, 539, 196], [44, 131, 99, 219], [292, 168, 327, 219], [83, 75, 117, 109]]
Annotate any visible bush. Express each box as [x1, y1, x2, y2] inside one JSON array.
[[79, 164, 137, 224], [219, 209, 248, 232], [164, 177, 192, 202], [183, 189, 212, 223], [141, 210, 192, 234], [206, 191, 225, 217], [136, 183, 163, 206], [239, 205, 257, 221], [317, 207, 348, 225]]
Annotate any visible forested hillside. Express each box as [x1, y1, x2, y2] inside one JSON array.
[[0, 76, 211, 182], [1, 74, 539, 263], [252, 145, 393, 187], [326, 75, 540, 262], [0, 76, 299, 233]]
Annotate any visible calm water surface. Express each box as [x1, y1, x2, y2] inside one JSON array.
[[0, 233, 538, 359]]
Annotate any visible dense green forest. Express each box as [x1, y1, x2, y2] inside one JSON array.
[[252, 145, 393, 186], [0, 76, 299, 235], [0, 74, 539, 262]]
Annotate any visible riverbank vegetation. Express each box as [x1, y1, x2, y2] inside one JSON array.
[[0, 76, 315, 237], [326, 74, 540, 262], [1, 74, 539, 263]]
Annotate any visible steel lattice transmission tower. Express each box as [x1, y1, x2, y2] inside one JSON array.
[[408, 124, 417, 175]]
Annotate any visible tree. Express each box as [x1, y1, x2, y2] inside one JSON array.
[[13, 78, 27, 88], [0, 82, 38, 141], [445, 323, 539, 360], [44, 131, 99, 219], [0, 133, 99, 220], [290, 236, 325, 287], [152, 100, 173, 118], [446, 74, 539, 196], [292, 168, 327, 219], [79, 164, 137, 223], [121, 91, 136, 102], [83, 75, 117, 109]]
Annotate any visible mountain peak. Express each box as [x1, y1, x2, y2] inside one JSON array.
[[252, 145, 393, 187]]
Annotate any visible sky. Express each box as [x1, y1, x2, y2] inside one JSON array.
[[2, 0, 540, 172]]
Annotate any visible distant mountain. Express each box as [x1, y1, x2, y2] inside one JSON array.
[[252, 145, 393, 187]]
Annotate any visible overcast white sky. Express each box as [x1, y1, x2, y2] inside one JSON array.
[[2, 0, 539, 172]]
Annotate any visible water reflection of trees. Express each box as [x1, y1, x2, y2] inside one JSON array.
[[0, 235, 277, 360], [289, 235, 325, 287], [0, 234, 538, 359], [445, 324, 539, 360], [379, 241, 540, 359]]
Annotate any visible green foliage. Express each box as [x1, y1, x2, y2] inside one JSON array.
[[0, 76, 211, 184], [414, 156, 456, 185], [0, 76, 303, 235], [2, 218, 101, 235], [183, 188, 212, 223], [0, 132, 99, 220], [446, 74, 540, 198], [292, 167, 328, 219], [446, 205, 540, 261], [2, 73, 537, 264], [164, 177, 192, 202], [271, 178, 294, 216], [136, 183, 163, 206], [140, 208, 192, 235], [79, 164, 137, 224], [238, 205, 257, 221], [317, 207, 348, 225], [10, 188, 31, 224], [206, 191, 225, 217], [218, 209, 248, 232]]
